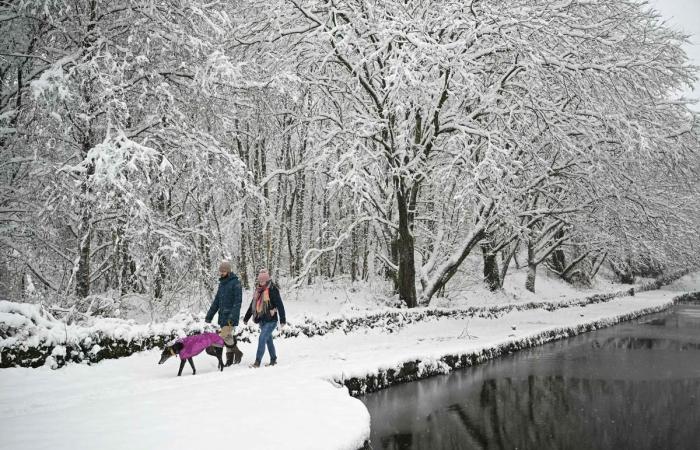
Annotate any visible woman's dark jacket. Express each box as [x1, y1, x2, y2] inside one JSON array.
[[205, 273, 243, 327], [243, 283, 286, 325]]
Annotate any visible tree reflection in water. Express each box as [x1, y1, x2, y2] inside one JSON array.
[[364, 305, 700, 450]]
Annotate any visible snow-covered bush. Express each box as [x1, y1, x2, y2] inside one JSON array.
[[0, 301, 218, 369]]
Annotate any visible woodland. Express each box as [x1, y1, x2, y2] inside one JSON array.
[[1, 0, 699, 313]]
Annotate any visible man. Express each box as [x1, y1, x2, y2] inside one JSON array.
[[205, 260, 243, 366]]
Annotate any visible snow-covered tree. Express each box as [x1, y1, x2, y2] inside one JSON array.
[[1, 0, 698, 312], [0, 0, 248, 303], [229, 0, 698, 305]]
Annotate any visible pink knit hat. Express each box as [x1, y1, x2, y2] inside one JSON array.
[[257, 269, 271, 285]]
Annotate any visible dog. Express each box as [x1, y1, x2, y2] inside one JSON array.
[[158, 332, 226, 376]]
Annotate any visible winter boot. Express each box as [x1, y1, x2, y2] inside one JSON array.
[[265, 358, 277, 367], [250, 360, 260, 368]]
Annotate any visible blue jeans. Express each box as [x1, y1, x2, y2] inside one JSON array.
[[255, 321, 277, 363]]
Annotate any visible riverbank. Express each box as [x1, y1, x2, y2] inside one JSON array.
[[1, 272, 699, 450], [361, 301, 700, 450]]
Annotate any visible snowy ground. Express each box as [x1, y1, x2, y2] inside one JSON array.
[[274, 265, 659, 320], [118, 265, 654, 324], [1, 272, 699, 450]]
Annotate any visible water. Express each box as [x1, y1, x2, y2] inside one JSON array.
[[361, 304, 700, 450]]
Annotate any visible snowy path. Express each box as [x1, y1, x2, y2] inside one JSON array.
[[1, 275, 699, 450]]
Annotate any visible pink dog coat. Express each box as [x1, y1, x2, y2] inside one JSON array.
[[177, 332, 224, 360]]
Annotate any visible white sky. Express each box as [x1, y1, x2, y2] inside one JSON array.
[[650, 0, 700, 109]]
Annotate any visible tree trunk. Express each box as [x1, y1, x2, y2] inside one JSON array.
[[235, 121, 250, 289], [306, 175, 317, 285], [286, 206, 295, 277], [589, 252, 608, 279], [199, 228, 211, 288], [351, 225, 358, 282], [117, 234, 132, 295], [238, 221, 249, 289], [250, 141, 265, 271], [320, 184, 330, 278], [75, 5, 98, 299], [294, 173, 305, 277], [388, 236, 400, 291], [419, 226, 485, 303], [361, 222, 370, 281], [153, 254, 166, 299], [550, 229, 567, 274], [75, 219, 92, 298], [498, 242, 518, 289], [75, 139, 95, 298], [526, 239, 537, 293], [481, 240, 500, 291], [396, 188, 417, 308]]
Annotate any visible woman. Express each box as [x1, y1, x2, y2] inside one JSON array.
[[243, 268, 286, 368]]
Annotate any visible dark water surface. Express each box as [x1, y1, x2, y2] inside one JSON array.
[[361, 304, 700, 450]]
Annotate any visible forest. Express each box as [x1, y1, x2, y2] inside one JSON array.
[[2, 0, 699, 314]]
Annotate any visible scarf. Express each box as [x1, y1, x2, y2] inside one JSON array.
[[253, 282, 271, 320]]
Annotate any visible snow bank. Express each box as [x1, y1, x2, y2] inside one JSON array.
[[339, 302, 677, 396]]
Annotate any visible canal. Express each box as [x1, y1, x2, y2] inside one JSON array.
[[361, 303, 700, 449]]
